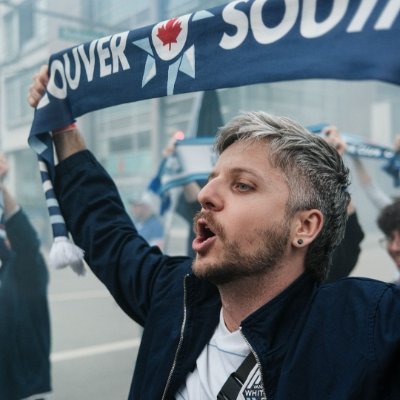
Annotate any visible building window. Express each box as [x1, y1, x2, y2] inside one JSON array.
[[33, 0, 48, 42], [1, 0, 47, 59], [18, 0, 35, 47], [137, 130, 151, 149], [2, 10, 18, 60], [5, 66, 39, 128], [109, 135, 134, 152], [106, 129, 152, 178], [166, 0, 225, 18], [88, 0, 148, 26]]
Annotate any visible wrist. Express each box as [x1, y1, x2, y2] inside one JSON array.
[[53, 122, 77, 135], [52, 128, 87, 161]]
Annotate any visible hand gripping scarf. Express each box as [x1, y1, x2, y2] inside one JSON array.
[[28, 0, 400, 274]]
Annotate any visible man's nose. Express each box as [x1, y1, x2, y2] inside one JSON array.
[[198, 179, 223, 211]]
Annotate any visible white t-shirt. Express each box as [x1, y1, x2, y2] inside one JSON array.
[[176, 310, 266, 400]]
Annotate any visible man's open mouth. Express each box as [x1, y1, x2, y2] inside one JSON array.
[[196, 219, 216, 243], [192, 217, 218, 254]]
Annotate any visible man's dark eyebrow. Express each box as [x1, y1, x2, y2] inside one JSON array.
[[228, 167, 264, 180], [206, 167, 264, 184]]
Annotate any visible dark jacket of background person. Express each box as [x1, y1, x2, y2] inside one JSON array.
[[55, 150, 400, 400], [326, 212, 365, 282], [175, 190, 201, 257], [0, 210, 51, 399]]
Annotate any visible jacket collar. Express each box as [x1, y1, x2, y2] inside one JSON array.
[[185, 271, 318, 353], [240, 272, 318, 357]]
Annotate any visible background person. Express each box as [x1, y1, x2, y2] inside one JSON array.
[[0, 154, 51, 400], [322, 126, 365, 282], [161, 135, 203, 257], [377, 199, 400, 285], [160, 88, 222, 257], [129, 192, 164, 249], [350, 134, 400, 211]]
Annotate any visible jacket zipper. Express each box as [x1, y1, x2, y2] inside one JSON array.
[[161, 274, 189, 400], [240, 328, 267, 399]]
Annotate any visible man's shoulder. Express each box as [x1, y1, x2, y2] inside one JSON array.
[[322, 276, 392, 287], [319, 276, 395, 295], [313, 277, 397, 308]]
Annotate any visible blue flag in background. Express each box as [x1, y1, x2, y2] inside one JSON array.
[[152, 137, 216, 197]]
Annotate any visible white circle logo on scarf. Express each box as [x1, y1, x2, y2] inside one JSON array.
[[152, 15, 190, 61]]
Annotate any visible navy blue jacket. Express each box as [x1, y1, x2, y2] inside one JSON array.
[[327, 212, 365, 282], [0, 210, 51, 399], [55, 150, 400, 400]]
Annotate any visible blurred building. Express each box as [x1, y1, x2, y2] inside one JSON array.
[[1, 0, 400, 248]]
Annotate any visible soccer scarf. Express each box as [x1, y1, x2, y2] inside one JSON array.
[[28, 0, 400, 272]]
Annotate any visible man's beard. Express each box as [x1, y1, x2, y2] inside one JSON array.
[[192, 213, 290, 285]]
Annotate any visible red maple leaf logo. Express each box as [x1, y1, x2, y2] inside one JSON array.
[[156, 18, 182, 50]]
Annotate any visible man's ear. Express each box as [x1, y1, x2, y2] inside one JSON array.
[[291, 209, 324, 247]]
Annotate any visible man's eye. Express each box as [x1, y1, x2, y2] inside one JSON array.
[[235, 182, 251, 191]]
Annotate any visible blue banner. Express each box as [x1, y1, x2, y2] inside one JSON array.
[[309, 124, 396, 160], [150, 137, 216, 195], [30, 0, 400, 161]]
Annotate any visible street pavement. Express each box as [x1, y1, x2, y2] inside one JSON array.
[[46, 266, 140, 400]]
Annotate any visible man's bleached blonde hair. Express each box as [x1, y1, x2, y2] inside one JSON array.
[[215, 111, 350, 281]]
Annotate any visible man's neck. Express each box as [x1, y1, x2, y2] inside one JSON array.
[[219, 265, 304, 332]]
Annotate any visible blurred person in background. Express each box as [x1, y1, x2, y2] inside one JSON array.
[[129, 192, 164, 249], [0, 154, 51, 400], [161, 90, 222, 257], [352, 156, 392, 209], [350, 134, 400, 211], [322, 126, 365, 282], [377, 199, 400, 285], [161, 134, 204, 257]]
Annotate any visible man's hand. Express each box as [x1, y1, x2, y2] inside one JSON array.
[[26, 65, 87, 160], [321, 125, 347, 156], [162, 131, 185, 158], [28, 64, 49, 108]]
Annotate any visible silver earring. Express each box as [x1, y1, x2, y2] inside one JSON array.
[[297, 239, 303, 245]]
